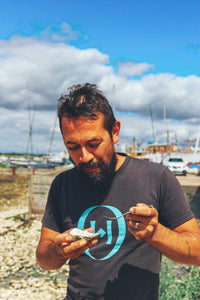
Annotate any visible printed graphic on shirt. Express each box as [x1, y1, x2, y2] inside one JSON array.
[[77, 205, 126, 260]]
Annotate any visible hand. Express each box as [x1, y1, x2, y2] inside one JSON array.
[[54, 228, 98, 259], [126, 203, 158, 241]]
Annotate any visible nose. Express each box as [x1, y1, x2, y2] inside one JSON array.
[[80, 147, 94, 163]]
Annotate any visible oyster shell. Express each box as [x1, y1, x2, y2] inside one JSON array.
[[69, 228, 101, 242]]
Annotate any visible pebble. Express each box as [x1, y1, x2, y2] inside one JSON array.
[[0, 208, 69, 299]]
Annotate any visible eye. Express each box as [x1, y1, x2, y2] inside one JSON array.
[[67, 145, 80, 151], [88, 142, 100, 149]]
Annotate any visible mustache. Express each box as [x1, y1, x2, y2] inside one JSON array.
[[78, 160, 102, 170]]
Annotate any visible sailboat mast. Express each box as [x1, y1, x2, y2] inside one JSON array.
[[48, 114, 57, 155], [193, 126, 200, 162], [163, 105, 166, 142], [26, 104, 36, 155], [113, 84, 116, 113], [149, 104, 155, 143]]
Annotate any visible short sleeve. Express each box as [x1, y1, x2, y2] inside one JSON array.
[[41, 178, 62, 232], [158, 168, 194, 228]]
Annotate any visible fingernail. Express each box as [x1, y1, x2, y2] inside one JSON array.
[[80, 240, 87, 247], [61, 242, 68, 246], [130, 208, 134, 213], [92, 239, 98, 245]]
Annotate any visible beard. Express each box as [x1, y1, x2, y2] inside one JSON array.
[[77, 153, 117, 187]]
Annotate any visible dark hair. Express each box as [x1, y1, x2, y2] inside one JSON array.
[[57, 83, 116, 135]]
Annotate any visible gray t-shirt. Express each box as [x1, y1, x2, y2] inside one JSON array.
[[42, 154, 194, 300]]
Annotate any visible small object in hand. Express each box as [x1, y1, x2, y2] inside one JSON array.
[[104, 204, 153, 220], [69, 228, 101, 242], [104, 211, 130, 220], [133, 222, 140, 229]]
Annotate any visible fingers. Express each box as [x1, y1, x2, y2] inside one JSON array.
[[54, 232, 72, 246], [56, 237, 98, 259], [54, 227, 94, 245], [126, 203, 158, 241], [129, 203, 156, 217], [127, 221, 155, 241], [126, 203, 157, 221], [83, 227, 94, 233], [54, 228, 98, 260]]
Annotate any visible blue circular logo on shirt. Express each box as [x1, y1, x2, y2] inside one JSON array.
[[77, 205, 126, 260]]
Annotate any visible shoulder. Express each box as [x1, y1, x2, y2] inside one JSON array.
[[126, 155, 168, 176], [116, 155, 170, 191], [54, 165, 77, 180], [50, 166, 78, 189]]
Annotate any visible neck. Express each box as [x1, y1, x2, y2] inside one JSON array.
[[115, 153, 126, 171]]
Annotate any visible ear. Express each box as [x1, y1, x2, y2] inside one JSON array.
[[112, 121, 121, 144]]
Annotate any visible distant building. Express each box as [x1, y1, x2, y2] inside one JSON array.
[[147, 143, 176, 154]]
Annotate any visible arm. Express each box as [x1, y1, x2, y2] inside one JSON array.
[[36, 226, 98, 270], [126, 203, 200, 266]]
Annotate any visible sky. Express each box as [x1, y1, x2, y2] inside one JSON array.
[[0, 0, 200, 154]]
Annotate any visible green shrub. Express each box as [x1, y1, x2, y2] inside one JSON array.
[[160, 256, 200, 299]]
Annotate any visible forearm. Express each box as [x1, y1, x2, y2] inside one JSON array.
[[146, 223, 200, 266], [36, 240, 67, 270]]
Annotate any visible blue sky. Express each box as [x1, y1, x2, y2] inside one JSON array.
[[1, 0, 199, 76], [0, 0, 200, 153]]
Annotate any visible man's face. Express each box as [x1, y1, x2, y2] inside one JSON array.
[[61, 113, 120, 185]]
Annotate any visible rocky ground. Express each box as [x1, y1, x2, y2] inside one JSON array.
[[0, 174, 200, 299], [0, 180, 69, 300]]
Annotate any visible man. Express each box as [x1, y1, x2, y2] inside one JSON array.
[[36, 83, 200, 300]]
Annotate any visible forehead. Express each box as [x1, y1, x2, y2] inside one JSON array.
[[61, 114, 108, 140]]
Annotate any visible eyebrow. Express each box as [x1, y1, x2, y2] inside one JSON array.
[[66, 138, 102, 146], [66, 141, 78, 145]]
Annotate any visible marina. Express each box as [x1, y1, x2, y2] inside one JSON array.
[[1, 143, 200, 175]]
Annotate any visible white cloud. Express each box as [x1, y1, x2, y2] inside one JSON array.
[[0, 27, 200, 153], [38, 22, 88, 43], [117, 61, 154, 77], [0, 35, 111, 111], [140, 74, 200, 120], [0, 107, 63, 153]]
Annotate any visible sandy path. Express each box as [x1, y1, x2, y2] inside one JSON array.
[[176, 175, 200, 186]]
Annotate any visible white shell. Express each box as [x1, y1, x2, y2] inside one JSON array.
[[69, 228, 101, 241]]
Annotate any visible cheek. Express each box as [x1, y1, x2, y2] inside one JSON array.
[[67, 151, 79, 165], [97, 144, 114, 163]]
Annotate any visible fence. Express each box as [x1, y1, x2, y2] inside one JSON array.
[[0, 168, 33, 179], [29, 175, 54, 214], [28, 165, 73, 214]]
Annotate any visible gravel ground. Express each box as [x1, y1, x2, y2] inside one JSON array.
[[0, 208, 69, 300], [0, 180, 69, 300]]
